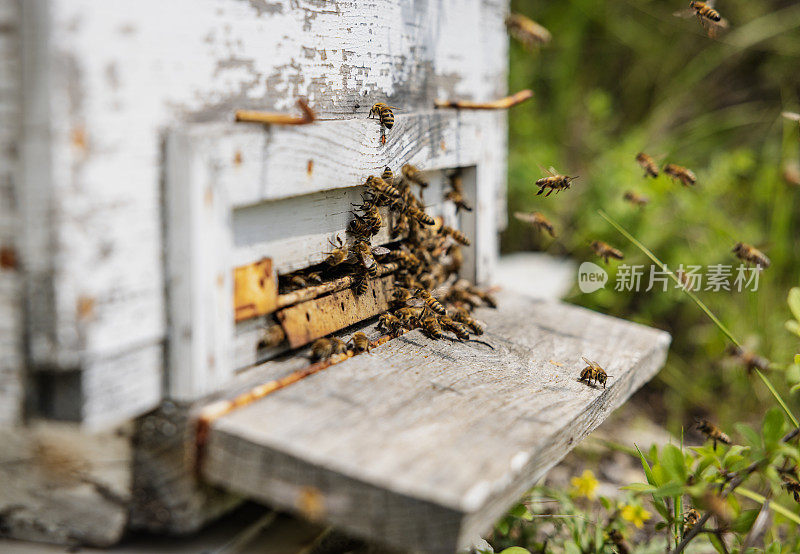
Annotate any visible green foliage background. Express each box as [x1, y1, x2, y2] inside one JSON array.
[[503, 0, 800, 432]]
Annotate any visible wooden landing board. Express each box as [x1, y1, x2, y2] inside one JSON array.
[[202, 293, 671, 553]]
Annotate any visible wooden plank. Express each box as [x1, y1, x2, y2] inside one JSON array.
[[277, 275, 395, 349], [202, 293, 671, 553], [0, 0, 22, 425]]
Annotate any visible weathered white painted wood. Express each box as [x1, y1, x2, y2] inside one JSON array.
[[167, 112, 501, 400], [203, 293, 671, 553], [15, 0, 507, 425], [0, 0, 22, 425], [0, 422, 132, 547]]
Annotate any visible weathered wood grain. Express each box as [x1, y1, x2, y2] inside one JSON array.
[[0, 422, 132, 547], [203, 293, 671, 553], [0, 0, 22, 425]]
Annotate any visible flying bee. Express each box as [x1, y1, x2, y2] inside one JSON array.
[[514, 211, 556, 237], [406, 205, 435, 226], [452, 307, 484, 335], [441, 225, 471, 246], [447, 244, 464, 274], [695, 418, 731, 450], [725, 344, 770, 373], [663, 163, 697, 186], [536, 166, 577, 197], [366, 175, 401, 198], [683, 508, 701, 533], [392, 287, 414, 305], [369, 102, 396, 130], [325, 236, 352, 266], [732, 242, 770, 269], [782, 475, 800, 503], [607, 530, 630, 554], [623, 190, 649, 207], [401, 164, 429, 188], [349, 332, 371, 354], [675, 1, 729, 38], [505, 13, 552, 49], [635, 152, 660, 178], [421, 315, 445, 340], [590, 240, 624, 264], [445, 173, 473, 212], [578, 357, 608, 388], [438, 315, 471, 340], [378, 312, 404, 337], [416, 289, 446, 315]]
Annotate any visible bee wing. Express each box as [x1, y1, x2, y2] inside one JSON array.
[[703, 17, 728, 38], [513, 211, 536, 223], [783, 111, 800, 122], [371, 245, 391, 257], [548, 166, 559, 176], [537, 163, 556, 177], [581, 356, 592, 366], [673, 8, 695, 19]]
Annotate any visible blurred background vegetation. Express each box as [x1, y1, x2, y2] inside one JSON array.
[[502, 0, 800, 434]]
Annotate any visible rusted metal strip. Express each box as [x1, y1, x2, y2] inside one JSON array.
[[234, 258, 279, 322], [235, 98, 316, 125], [278, 275, 395, 348], [434, 89, 533, 110]]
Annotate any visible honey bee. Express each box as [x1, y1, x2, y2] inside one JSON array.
[[505, 13, 552, 49], [447, 244, 464, 274], [623, 191, 649, 207], [348, 215, 376, 239], [445, 173, 473, 212], [381, 166, 394, 184], [305, 272, 323, 285], [257, 325, 286, 349], [352, 269, 370, 295], [438, 315, 471, 340], [467, 285, 498, 308], [590, 240, 624, 264], [696, 418, 731, 450], [357, 205, 383, 233], [369, 102, 396, 130], [353, 240, 390, 278], [514, 211, 556, 237], [675, 1, 729, 38], [635, 152, 659, 178], [401, 164, 429, 188], [782, 475, 800, 503], [378, 312, 404, 337], [289, 275, 308, 289], [405, 205, 435, 226], [607, 530, 630, 554], [349, 332, 371, 354], [390, 248, 422, 271], [392, 213, 410, 238], [536, 167, 577, 197], [366, 175, 401, 198], [416, 289, 446, 315], [578, 357, 608, 388], [392, 287, 414, 305], [325, 236, 352, 266], [310, 337, 347, 361], [395, 306, 424, 327], [725, 344, 770, 373], [452, 307, 484, 335], [421, 315, 445, 339], [663, 163, 697, 187], [683, 508, 701, 533], [732, 242, 770, 269], [441, 225, 470, 246]]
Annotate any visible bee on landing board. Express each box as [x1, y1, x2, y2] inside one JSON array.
[[378, 312, 404, 337], [674, 1, 729, 38], [732, 242, 770, 269], [310, 337, 347, 361], [505, 13, 552, 49], [415, 289, 446, 315], [623, 190, 650, 207], [535, 166, 577, 197], [695, 418, 731, 450], [578, 357, 608, 388], [590, 240, 624, 264], [514, 211, 556, 237], [369, 102, 396, 130], [663, 163, 697, 186], [635, 152, 660, 178], [349, 332, 371, 354], [452, 307, 484, 335]]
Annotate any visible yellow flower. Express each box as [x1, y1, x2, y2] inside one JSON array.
[[621, 504, 651, 528], [570, 469, 599, 499]]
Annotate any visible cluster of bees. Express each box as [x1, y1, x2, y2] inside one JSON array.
[[303, 163, 494, 363]]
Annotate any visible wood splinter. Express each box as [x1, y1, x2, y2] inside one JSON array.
[[235, 98, 316, 125], [434, 89, 533, 110]]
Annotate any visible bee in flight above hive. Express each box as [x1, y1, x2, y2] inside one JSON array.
[[663, 163, 697, 187], [674, 0, 729, 38], [635, 152, 660, 178], [535, 166, 578, 197], [623, 191, 649, 207], [578, 357, 609, 388], [514, 211, 556, 237], [590, 240, 624, 264], [505, 13, 552, 49], [732, 242, 770, 269]]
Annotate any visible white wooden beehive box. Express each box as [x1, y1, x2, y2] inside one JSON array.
[[0, 1, 670, 552]]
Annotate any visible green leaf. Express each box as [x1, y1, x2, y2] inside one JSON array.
[[662, 444, 688, 482], [499, 548, 532, 554], [732, 509, 760, 533], [786, 319, 800, 338], [708, 531, 727, 554], [496, 520, 510, 536], [763, 407, 786, 449], [795, 353, 800, 366], [735, 423, 762, 450], [788, 288, 800, 322], [652, 481, 685, 498], [635, 445, 660, 486], [621, 482, 657, 492]]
